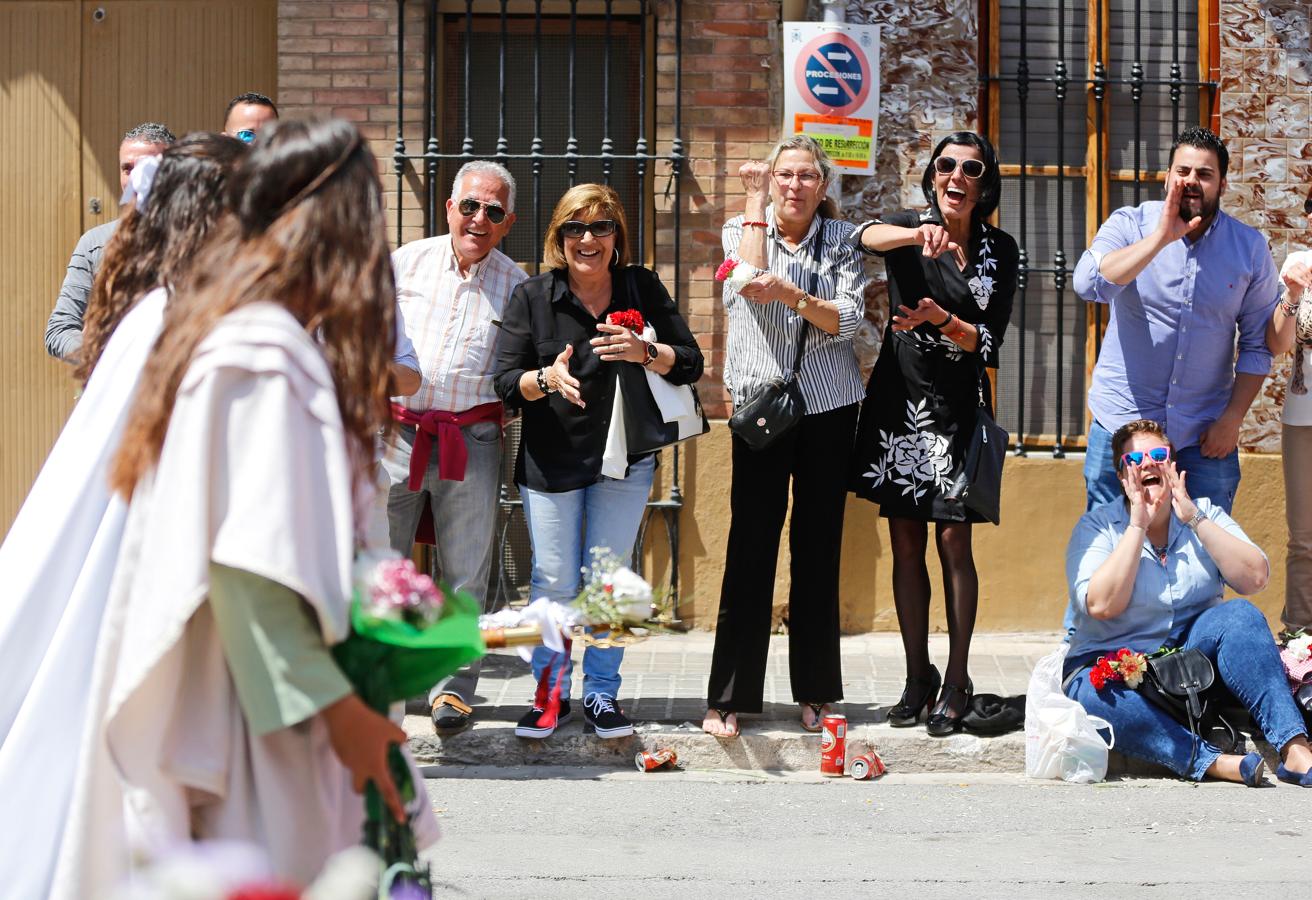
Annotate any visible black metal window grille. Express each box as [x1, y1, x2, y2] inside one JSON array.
[[983, 0, 1214, 455], [392, 0, 687, 610]]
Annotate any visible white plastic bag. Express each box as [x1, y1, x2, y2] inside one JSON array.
[[1024, 644, 1115, 783]]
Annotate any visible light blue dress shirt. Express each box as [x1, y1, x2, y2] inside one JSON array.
[[1073, 202, 1279, 451], [1065, 496, 1267, 666]]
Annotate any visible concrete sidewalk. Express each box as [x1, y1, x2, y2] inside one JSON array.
[[405, 632, 1079, 774]]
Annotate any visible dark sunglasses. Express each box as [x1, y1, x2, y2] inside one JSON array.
[[934, 156, 986, 179], [457, 198, 508, 224], [561, 219, 617, 239], [1117, 446, 1172, 470]]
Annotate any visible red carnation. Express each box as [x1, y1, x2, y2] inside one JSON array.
[[606, 309, 645, 331], [714, 257, 738, 282], [1089, 659, 1115, 691]]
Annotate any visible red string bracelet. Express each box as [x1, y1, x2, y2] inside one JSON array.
[[742, 220, 768, 228]]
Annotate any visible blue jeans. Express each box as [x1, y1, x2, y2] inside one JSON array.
[[522, 456, 656, 701], [1065, 420, 1242, 633], [1065, 599, 1309, 780]]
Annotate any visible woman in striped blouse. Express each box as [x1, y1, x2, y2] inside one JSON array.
[[703, 135, 868, 738]]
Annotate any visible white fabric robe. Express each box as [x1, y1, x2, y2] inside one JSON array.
[[47, 302, 436, 898], [0, 288, 167, 899]]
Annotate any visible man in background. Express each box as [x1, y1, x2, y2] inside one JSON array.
[[44, 122, 175, 363], [222, 91, 278, 143]]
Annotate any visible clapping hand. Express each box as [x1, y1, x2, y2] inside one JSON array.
[[891, 297, 947, 331], [1164, 462, 1199, 524], [1283, 260, 1312, 302], [591, 322, 646, 364], [738, 272, 798, 305], [1123, 463, 1164, 530], [547, 344, 585, 408]]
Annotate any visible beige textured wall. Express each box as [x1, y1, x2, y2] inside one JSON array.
[[667, 424, 1290, 632]]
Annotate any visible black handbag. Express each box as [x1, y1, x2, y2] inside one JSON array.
[[1140, 648, 1241, 760], [614, 267, 710, 455], [727, 219, 824, 451], [943, 365, 1008, 524]]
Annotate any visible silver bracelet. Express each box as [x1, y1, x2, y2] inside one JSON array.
[[1185, 510, 1206, 531]]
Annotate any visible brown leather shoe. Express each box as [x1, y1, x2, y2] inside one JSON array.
[[431, 693, 473, 735]]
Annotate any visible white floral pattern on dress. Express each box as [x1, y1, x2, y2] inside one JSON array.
[[862, 398, 953, 503], [968, 230, 997, 311]]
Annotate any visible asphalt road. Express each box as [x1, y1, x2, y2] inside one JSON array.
[[419, 767, 1311, 899]]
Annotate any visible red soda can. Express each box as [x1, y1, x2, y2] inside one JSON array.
[[819, 714, 846, 776], [850, 751, 886, 780], [635, 748, 679, 772]]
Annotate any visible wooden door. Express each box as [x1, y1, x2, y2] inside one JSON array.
[[0, 0, 277, 536]]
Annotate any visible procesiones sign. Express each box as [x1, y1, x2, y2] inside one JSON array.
[[783, 21, 881, 176]]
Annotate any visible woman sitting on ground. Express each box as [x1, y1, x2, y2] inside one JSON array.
[[1064, 418, 1312, 786]]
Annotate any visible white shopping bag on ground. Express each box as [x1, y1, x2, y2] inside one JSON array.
[[1024, 644, 1115, 783]]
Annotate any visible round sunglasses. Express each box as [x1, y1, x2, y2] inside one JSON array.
[[934, 155, 986, 179], [456, 197, 508, 224], [1117, 446, 1172, 471], [561, 219, 617, 239]]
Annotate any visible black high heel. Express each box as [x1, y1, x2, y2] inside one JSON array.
[[926, 678, 974, 737], [888, 665, 942, 727]]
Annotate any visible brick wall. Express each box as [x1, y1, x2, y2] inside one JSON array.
[[277, 0, 785, 418]]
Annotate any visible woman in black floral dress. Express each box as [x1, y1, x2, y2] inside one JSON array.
[[849, 131, 1018, 736]]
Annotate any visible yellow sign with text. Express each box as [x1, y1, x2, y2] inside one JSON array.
[[794, 114, 874, 172]]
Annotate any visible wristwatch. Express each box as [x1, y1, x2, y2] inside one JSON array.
[[642, 340, 659, 367], [794, 291, 810, 310], [1185, 510, 1206, 531]]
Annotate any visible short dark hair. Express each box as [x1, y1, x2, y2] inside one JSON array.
[[1111, 419, 1175, 470], [122, 122, 175, 146], [1168, 126, 1228, 180], [921, 131, 1002, 224], [225, 91, 279, 120]]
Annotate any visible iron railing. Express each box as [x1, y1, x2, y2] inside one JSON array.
[[392, 0, 686, 610], [982, 0, 1215, 455]]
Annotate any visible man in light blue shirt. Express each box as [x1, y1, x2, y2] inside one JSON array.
[[1074, 127, 1279, 514]]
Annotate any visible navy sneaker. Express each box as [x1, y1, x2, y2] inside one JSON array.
[[583, 692, 633, 739], [514, 700, 571, 739]]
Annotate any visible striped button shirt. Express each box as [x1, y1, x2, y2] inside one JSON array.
[[721, 209, 868, 414], [392, 234, 528, 413]]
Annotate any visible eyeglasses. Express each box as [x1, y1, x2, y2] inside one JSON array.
[[235, 130, 257, 144], [772, 169, 822, 186], [457, 198, 508, 224], [560, 219, 617, 239], [1117, 447, 1172, 470], [933, 156, 986, 179]]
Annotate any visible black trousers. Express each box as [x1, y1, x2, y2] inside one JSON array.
[[706, 402, 857, 713]]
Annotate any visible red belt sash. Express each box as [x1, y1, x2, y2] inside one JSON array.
[[390, 400, 502, 489]]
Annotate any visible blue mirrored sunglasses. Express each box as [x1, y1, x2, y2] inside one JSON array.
[[236, 129, 257, 144], [1118, 446, 1171, 470]]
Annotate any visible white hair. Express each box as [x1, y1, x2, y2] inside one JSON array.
[[450, 160, 517, 213]]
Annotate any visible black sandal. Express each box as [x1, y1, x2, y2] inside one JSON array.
[[800, 703, 827, 733], [927, 678, 974, 737], [888, 665, 942, 728]]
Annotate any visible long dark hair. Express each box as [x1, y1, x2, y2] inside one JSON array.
[[920, 131, 1002, 225], [112, 118, 396, 498], [76, 132, 247, 383]]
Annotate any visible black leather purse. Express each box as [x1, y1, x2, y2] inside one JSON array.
[[727, 219, 824, 452], [1139, 648, 1241, 762], [943, 365, 1008, 524]]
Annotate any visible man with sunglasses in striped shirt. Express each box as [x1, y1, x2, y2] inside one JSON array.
[[383, 161, 526, 735]]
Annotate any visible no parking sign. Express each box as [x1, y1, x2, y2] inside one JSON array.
[[783, 22, 880, 175]]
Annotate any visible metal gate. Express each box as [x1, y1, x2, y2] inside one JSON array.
[[982, 0, 1216, 454], [390, 0, 687, 610]]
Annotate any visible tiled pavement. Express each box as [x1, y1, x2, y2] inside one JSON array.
[[440, 632, 1059, 726]]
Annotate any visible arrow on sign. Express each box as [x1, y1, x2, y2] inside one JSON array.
[[812, 85, 840, 96], [826, 50, 852, 62]]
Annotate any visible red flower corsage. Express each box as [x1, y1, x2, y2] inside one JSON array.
[[606, 309, 645, 332], [714, 258, 739, 282], [1089, 648, 1149, 690]]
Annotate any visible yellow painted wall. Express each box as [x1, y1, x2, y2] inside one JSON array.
[[653, 423, 1290, 633]]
